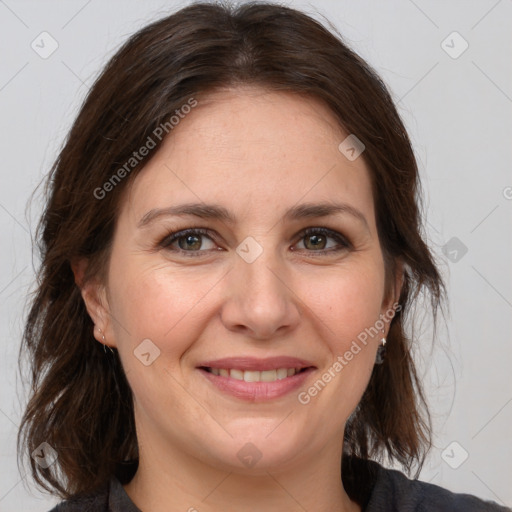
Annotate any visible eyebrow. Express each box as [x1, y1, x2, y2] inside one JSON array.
[[137, 201, 369, 230]]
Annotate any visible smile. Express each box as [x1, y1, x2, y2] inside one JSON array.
[[202, 367, 308, 382], [197, 366, 315, 401]]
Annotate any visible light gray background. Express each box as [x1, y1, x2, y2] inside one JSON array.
[[1, 1, 511, 510]]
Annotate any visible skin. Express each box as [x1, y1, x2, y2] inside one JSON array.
[[77, 87, 402, 512]]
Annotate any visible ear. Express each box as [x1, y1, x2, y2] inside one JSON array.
[[71, 257, 115, 348]]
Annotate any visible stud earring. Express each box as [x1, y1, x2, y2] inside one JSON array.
[[97, 327, 114, 354], [97, 326, 106, 342]]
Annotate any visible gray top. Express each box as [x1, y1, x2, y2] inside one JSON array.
[[49, 458, 511, 511]]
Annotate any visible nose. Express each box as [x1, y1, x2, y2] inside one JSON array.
[[219, 244, 301, 340]]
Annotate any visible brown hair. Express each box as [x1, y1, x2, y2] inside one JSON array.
[[18, 0, 444, 499]]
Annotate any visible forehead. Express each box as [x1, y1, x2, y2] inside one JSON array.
[[121, 87, 375, 227]]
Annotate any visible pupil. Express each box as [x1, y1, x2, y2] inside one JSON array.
[[179, 235, 201, 250], [307, 234, 325, 250]]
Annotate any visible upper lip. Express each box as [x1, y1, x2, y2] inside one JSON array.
[[197, 356, 316, 371]]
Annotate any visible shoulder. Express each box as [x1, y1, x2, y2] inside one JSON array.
[[47, 461, 140, 512], [47, 482, 109, 512], [366, 464, 511, 512]]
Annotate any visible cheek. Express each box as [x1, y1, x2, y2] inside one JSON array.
[[308, 260, 385, 342], [108, 259, 221, 367], [107, 262, 220, 425], [297, 262, 384, 411]]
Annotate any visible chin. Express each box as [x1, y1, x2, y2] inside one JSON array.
[[196, 424, 307, 473]]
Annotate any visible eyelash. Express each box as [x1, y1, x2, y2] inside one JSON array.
[[158, 227, 351, 257]]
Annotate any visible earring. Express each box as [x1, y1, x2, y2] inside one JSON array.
[[375, 335, 386, 365], [97, 327, 114, 355]]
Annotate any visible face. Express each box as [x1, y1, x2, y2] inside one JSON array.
[[91, 87, 398, 474]]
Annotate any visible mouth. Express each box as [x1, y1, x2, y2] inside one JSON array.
[[196, 363, 316, 402], [198, 366, 311, 382]]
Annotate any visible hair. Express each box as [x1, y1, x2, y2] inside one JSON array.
[[18, 0, 444, 500]]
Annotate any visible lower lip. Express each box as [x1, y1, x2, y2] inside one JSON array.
[[198, 367, 315, 402]]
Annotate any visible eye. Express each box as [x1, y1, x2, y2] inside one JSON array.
[[159, 226, 351, 257], [160, 228, 218, 255], [293, 227, 351, 254]]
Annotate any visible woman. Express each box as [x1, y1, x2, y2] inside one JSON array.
[[18, 2, 510, 511]]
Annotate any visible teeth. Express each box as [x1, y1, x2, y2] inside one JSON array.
[[208, 367, 302, 382], [261, 370, 277, 382], [230, 369, 244, 380], [277, 368, 288, 379], [244, 371, 260, 382]]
